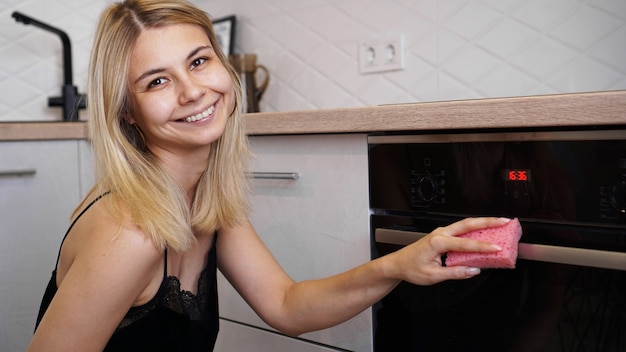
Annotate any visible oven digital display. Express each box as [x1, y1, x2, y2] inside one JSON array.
[[503, 169, 531, 182]]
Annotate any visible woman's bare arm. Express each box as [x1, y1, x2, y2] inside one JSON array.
[[217, 217, 506, 336]]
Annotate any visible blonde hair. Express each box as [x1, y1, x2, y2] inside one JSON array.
[[83, 0, 248, 251]]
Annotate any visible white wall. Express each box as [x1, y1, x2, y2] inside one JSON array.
[[0, 0, 626, 116], [1, 0, 625, 118], [212, 0, 626, 113]]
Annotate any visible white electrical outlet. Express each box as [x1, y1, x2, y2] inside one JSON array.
[[359, 35, 405, 74]]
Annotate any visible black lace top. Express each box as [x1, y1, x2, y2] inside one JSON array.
[[35, 193, 219, 351]]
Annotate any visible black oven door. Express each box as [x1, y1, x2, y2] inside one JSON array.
[[371, 215, 626, 352]]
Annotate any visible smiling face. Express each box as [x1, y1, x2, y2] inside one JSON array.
[[127, 23, 234, 161]]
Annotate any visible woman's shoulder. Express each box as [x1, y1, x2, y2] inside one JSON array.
[[59, 191, 163, 285], [36, 192, 166, 349]]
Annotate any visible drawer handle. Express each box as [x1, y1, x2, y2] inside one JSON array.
[[0, 169, 37, 178], [248, 172, 299, 180]]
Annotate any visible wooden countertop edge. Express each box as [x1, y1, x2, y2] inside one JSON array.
[[0, 121, 88, 141], [2, 91, 625, 140], [245, 90, 626, 135]]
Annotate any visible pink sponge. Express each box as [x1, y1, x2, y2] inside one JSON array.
[[445, 218, 522, 269]]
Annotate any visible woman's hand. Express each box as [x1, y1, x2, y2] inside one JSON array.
[[384, 217, 508, 286]]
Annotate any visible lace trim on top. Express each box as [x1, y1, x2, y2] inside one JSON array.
[[117, 260, 211, 330]]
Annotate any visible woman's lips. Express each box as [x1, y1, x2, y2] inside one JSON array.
[[181, 104, 215, 123]]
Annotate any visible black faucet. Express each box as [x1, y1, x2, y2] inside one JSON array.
[[12, 12, 87, 121]]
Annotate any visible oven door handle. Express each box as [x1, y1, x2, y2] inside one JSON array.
[[374, 228, 626, 271]]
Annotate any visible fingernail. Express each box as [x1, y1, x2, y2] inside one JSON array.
[[467, 267, 481, 275], [498, 217, 511, 223], [492, 244, 502, 251]]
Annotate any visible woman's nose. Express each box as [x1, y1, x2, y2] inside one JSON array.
[[178, 75, 204, 104]]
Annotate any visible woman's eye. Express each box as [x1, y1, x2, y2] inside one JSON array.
[[191, 57, 207, 70], [148, 77, 168, 89]]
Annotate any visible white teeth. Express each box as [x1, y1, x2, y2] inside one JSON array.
[[184, 105, 215, 122]]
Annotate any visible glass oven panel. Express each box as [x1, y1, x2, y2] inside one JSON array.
[[368, 130, 626, 250]]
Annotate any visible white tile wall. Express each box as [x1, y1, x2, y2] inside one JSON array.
[[0, 0, 625, 121]]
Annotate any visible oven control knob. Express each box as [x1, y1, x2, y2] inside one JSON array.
[[610, 181, 626, 213], [417, 175, 438, 202]]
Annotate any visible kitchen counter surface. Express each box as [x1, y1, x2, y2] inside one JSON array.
[[246, 90, 626, 135], [0, 121, 88, 141], [2, 90, 625, 141]]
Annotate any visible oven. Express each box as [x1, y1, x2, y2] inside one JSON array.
[[368, 129, 626, 352]]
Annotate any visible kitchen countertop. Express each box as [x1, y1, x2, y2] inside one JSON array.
[[0, 121, 88, 141], [2, 90, 625, 141]]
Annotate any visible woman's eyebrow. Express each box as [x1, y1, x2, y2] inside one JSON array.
[[134, 68, 166, 84], [187, 45, 211, 60], [133, 45, 212, 84]]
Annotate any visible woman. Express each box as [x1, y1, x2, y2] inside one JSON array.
[[28, 0, 506, 351]]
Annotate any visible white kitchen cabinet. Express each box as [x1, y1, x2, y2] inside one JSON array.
[[216, 134, 372, 351], [0, 139, 93, 352], [215, 319, 347, 352]]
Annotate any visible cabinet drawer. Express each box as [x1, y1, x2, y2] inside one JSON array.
[[218, 134, 372, 351], [0, 140, 85, 352]]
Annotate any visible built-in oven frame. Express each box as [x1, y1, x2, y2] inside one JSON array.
[[368, 128, 626, 352]]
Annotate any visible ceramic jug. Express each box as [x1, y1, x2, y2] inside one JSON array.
[[229, 54, 269, 113]]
